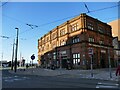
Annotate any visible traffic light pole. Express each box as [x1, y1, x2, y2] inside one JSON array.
[[14, 28, 19, 72]]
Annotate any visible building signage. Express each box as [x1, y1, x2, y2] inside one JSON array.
[[101, 50, 106, 53]]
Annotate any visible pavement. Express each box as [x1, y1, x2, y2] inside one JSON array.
[[8, 67, 119, 82]]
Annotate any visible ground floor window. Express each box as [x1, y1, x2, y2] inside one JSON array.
[[73, 53, 80, 65]]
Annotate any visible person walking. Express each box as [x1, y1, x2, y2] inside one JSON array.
[[116, 63, 120, 87]]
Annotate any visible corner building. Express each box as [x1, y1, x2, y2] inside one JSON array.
[[38, 13, 114, 69]]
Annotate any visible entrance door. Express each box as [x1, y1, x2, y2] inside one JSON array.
[[61, 56, 67, 68], [100, 53, 106, 68]]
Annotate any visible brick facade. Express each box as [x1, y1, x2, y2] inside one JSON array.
[[38, 13, 114, 69]]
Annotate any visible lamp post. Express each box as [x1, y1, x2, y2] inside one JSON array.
[[11, 39, 15, 70], [14, 28, 19, 72]]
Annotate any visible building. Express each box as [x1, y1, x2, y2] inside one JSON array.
[[38, 13, 114, 69], [108, 19, 120, 41], [113, 37, 120, 67]]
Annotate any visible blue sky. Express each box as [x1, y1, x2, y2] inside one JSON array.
[[1, 2, 119, 63]]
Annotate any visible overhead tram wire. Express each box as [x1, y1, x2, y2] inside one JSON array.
[[87, 4, 120, 13], [0, 2, 8, 7], [3, 14, 27, 25], [19, 3, 120, 37], [3, 3, 120, 41], [83, 2, 90, 13]]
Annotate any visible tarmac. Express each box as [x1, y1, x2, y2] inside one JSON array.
[[9, 67, 119, 81]]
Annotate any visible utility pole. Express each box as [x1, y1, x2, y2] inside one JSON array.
[[1, 52, 3, 68], [11, 39, 15, 70], [108, 47, 112, 78], [14, 28, 19, 72]]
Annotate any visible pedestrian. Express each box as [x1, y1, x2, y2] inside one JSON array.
[[116, 63, 120, 86]]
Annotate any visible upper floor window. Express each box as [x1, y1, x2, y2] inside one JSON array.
[[99, 40, 104, 45], [71, 23, 78, 32], [42, 39, 45, 44], [60, 40, 66, 46], [72, 36, 80, 43], [88, 37, 95, 42], [98, 26, 104, 34], [46, 36, 49, 42], [106, 29, 111, 36], [41, 46, 44, 51], [60, 29, 65, 36], [87, 22, 94, 30], [39, 41, 42, 46], [52, 33, 57, 39], [52, 43, 56, 49], [46, 44, 49, 50]]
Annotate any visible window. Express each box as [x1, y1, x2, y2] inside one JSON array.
[[52, 42, 56, 48], [60, 40, 66, 46], [46, 44, 49, 50], [38, 48, 41, 52], [98, 26, 104, 33], [60, 29, 65, 36], [39, 41, 42, 46], [88, 37, 95, 42], [99, 40, 104, 45], [53, 52, 56, 60], [73, 53, 80, 65], [42, 46, 44, 51], [71, 23, 78, 32], [46, 36, 49, 42], [42, 39, 45, 44], [72, 36, 80, 43], [106, 29, 111, 36], [87, 22, 94, 30], [52, 33, 57, 39]]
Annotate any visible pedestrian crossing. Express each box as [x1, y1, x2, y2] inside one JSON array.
[[96, 82, 119, 88], [3, 75, 29, 82]]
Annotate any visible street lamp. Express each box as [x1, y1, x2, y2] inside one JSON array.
[[11, 39, 15, 70], [14, 28, 19, 72]]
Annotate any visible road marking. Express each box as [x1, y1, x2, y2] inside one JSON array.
[[13, 78, 23, 81], [4, 79, 14, 82], [98, 82, 119, 86], [3, 76, 29, 82], [14, 76, 18, 77], [96, 82, 119, 88]]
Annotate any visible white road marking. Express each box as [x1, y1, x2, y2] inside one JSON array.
[[4, 79, 14, 82], [3, 76, 29, 82], [14, 76, 18, 77], [98, 82, 119, 86], [96, 82, 119, 88]]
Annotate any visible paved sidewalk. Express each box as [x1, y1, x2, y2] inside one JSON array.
[[9, 68, 119, 81]]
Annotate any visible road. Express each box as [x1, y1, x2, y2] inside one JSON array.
[[1, 69, 119, 89]]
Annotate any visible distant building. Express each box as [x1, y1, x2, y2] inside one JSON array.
[[112, 37, 120, 67], [0, 60, 7, 64], [38, 13, 114, 69], [0, 60, 8, 67], [108, 19, 120, 41]]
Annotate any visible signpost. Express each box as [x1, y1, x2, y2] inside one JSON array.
[[88, 48, 94, 77], [31, 54, 35, 67], [31, 54, 35, 73]]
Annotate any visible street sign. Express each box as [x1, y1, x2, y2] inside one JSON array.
[[31, 54, 35, 60], [88, 48, 93, 55]]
